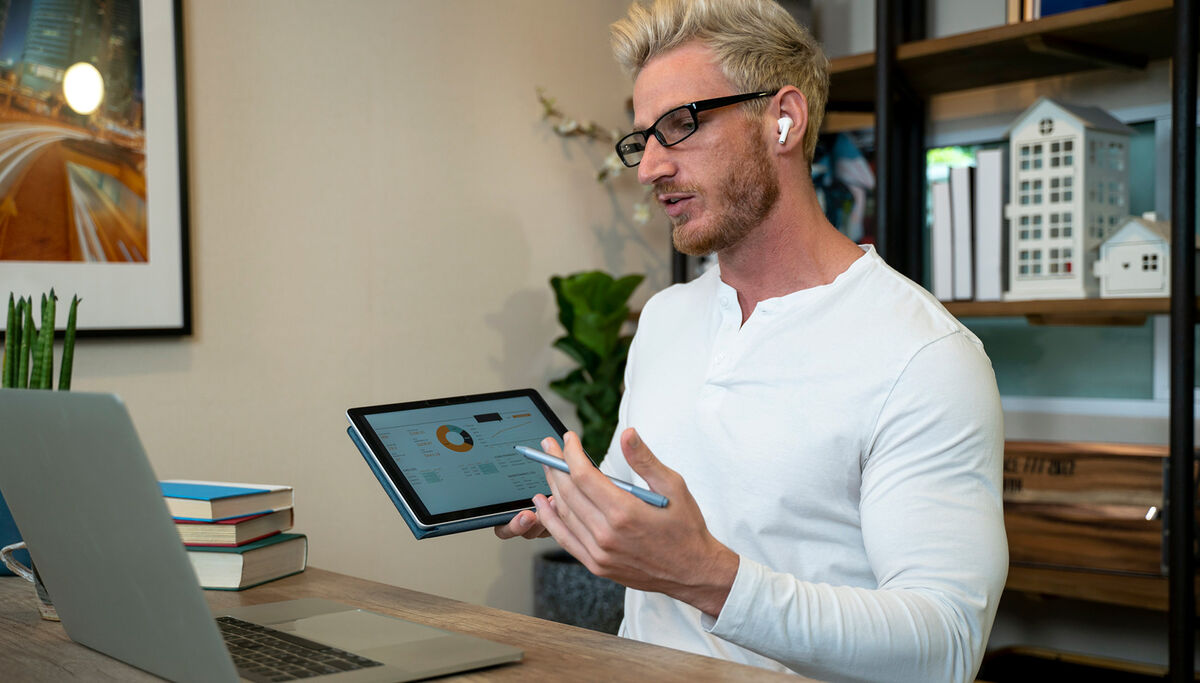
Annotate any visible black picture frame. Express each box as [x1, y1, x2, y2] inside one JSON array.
[[0, 0, 191, 337]]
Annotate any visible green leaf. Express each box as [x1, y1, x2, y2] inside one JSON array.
[[3, 294, 14, 388], [18, 299, 33, 389], [552, 336, 599, 374], [550, 275, 575, 333], [59, 295, 79, 391]]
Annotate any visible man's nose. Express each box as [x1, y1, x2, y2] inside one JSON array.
[[637, 135, 675, 186]]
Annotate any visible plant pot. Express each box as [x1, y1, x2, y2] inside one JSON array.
[[533, 549, 624, 634]]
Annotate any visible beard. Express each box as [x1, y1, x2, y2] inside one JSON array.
[[667, 127, 780, 257]]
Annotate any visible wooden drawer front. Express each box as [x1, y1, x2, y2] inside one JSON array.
[[1004, 503, 1162, 575], [1000, 441, 1189, 576]]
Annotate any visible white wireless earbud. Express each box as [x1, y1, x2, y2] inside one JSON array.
[[777, 116, 794, 144]]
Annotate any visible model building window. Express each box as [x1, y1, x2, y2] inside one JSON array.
[[1048, 248, 1073, 275], [1049, 141, 1074, 168], [1032, 144, 1043, 169], [1018, 249, 1045, 276], [1108, 142, 1125, 171], [1020, 145, 1031, 170], [1019, 215, 1043, 241], [1144, 254, 1159, 271]]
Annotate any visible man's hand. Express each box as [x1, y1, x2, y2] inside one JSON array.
[[494, 507, 550, 539], [533, 428, 739, 618]]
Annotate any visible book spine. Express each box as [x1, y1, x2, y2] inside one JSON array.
[[974, 149, 1005, 302], [950, 165, 976, 301], [931, 181, 954, 301]]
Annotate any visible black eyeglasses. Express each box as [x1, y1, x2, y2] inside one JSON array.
[[614, 91, 776, 167]]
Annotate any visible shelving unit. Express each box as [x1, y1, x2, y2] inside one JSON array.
[[829, 0, 1174, 110], [944, 297, 1200, 325], [844, 1, 1195, 678]]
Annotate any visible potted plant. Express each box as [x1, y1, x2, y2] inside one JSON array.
[[0, 290, 80, 620], [548, 270, 643, 460], [535, 271, 642, 634]]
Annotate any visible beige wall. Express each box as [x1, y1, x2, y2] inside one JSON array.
[[68, 0, 669, 615]]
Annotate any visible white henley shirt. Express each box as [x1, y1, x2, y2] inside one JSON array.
[[600, 246, 1007, 682]]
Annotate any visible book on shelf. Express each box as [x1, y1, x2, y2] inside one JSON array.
[[1038, 0, 1112, 18], [174, 508, 294, 547], [187, 532, 308, 591], [973, 149, 1006, 302], [949, 165, 976, 301], [1023, 0, 1111, 20], [1007, 0, 1023, 23], [930, 180, 954, 301], [159, 480, 294, 522]]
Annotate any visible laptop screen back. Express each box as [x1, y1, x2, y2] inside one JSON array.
[[0, 391, 238, 682]]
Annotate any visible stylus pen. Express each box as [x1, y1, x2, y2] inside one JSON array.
[[516, 445, 669, 508]]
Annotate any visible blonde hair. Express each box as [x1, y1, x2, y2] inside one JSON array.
[[611, 0, 829, 163]]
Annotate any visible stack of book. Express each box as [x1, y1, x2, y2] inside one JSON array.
[[930, 148, 1006, 303], [159, 480, 307, 591]]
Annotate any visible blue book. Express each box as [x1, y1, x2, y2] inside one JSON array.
[[159, 480, 293, 521], [1039, 0, 1109, 17]]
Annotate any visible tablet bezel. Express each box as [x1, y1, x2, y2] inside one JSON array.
[[346, 388, 568, 529]]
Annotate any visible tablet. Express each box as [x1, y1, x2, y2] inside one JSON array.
[[346, 389, 568, 538]]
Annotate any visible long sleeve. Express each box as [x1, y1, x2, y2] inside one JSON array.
[[703, 332, 1008, 682]]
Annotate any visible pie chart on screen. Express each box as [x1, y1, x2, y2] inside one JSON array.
[[436, 424, 474, 452]]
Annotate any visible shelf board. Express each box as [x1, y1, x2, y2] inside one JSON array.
[[942, 297, 1196, 325], [828, 0, 1174, 111]]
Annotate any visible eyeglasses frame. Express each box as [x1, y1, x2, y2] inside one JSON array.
[[614, 90, 778, 167]]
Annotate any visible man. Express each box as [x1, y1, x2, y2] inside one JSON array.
[[497, 1, 1007, 680]]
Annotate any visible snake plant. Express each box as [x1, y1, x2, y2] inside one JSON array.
[[2, 290, 81, 390]]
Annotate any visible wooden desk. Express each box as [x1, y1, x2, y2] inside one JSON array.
[[0, 567, 802, 681]]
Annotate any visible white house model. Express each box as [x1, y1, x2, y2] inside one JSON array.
[[1004, 97, 1135, 300], [1094, 214, 1172, 298]]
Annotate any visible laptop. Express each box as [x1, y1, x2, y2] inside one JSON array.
[[0, 390, 523, 682]]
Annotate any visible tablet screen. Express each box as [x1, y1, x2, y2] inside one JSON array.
[[348, 389, 567, 526]]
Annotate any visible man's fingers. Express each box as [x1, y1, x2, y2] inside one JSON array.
[[495, 509, 541, 539], [533, 494, 591, 562]]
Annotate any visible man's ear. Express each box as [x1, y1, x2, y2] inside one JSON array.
[[772, 86, 809, 154]]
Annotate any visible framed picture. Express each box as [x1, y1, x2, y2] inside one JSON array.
[[0, 0, 190, 336]]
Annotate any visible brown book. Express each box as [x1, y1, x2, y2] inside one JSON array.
[[175, 508, 294, 547]]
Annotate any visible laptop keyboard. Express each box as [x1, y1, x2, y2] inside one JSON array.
[[216, 615, 384, 681]]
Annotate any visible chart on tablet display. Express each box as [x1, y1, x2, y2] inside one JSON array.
[[363, 395, 554, 514]]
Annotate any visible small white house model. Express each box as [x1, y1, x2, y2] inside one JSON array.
[[1093, 214, 1171, 298], [1004, 97, 1135, 300]]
